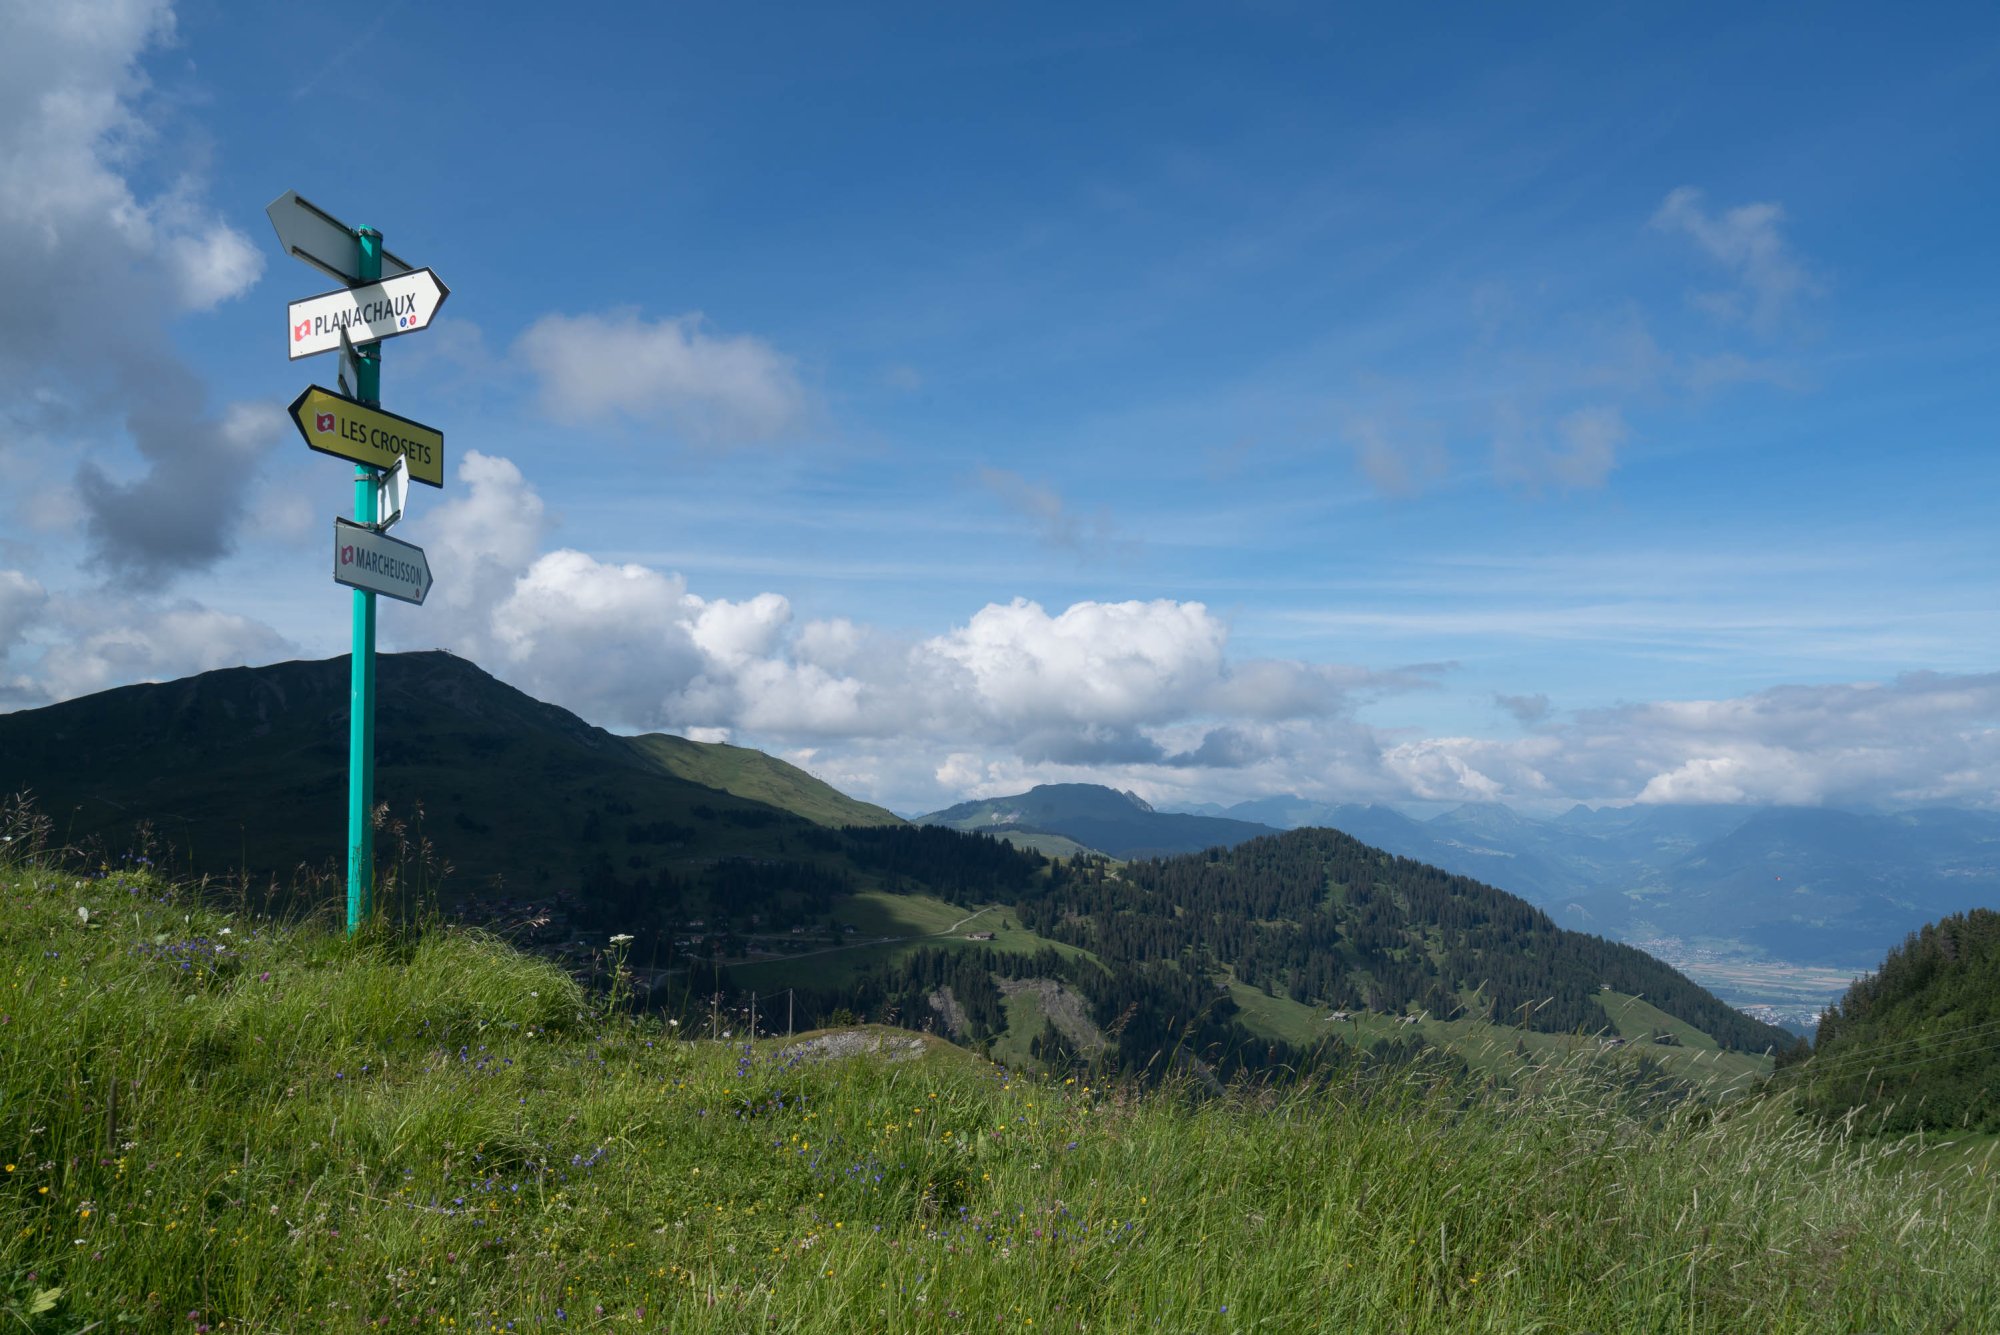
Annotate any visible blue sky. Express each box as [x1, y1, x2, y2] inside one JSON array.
[[3, 2, 1998, 814]]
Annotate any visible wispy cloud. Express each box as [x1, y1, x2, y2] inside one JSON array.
[[976, 467, 1131, 559], [1651, 186, 1819, 335], [1492, 404, 1627, 492], [516, 309, 808, 444], [1343, 414, 1451, 498]]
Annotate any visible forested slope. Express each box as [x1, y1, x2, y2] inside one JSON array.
[[785, 826, 1794, 1076], [1015, 828, 1793, 1053], [1789, 908, 2000, 1133]]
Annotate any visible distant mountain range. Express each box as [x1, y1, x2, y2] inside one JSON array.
[[1170, 794, 2000, 969], [919, 783, 1280, 859], [14, 651, 1989, 995]]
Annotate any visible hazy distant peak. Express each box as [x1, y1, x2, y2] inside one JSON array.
[[1433, 801, 1530, 830], [920, 782, 1277, 859]]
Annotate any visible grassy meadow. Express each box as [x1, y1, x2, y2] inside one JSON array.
[[4, 836, 1997, 1333]]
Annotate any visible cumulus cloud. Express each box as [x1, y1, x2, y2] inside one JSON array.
[[428, 450, 550, 632], [1166, 724, 1278, 769], [0, 571, 49, 662], [0, 0, 270, 583], [1609, 673, 2000, 808], [77, 399, 281, 584], [1363, 673, 2000, 812], [395, 455, 1395, 802], [489, 550, 711, 725], [516, 310, 807, 444], [330, 450, 2000, 817], [925, 598, 1229, 729], [36, 598, 292, 701], [0, 577, 291, 707], [1651, 186, 1817, 334]]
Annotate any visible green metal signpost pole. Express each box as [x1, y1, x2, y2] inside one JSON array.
[[347, 226, 384, 933]]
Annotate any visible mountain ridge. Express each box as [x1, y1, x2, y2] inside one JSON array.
[[0, 651, 896, 889], [919, 782, 1279, 859], [1160, 792, 2000, 979]]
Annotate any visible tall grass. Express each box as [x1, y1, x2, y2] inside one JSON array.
[[2, 834, 1995, 1333]]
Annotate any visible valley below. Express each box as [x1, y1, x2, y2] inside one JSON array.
[[1624, 936, 1868, 1032]]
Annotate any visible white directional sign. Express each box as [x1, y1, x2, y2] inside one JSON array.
[[334, 518, 431, 605], [337, 326, 362, 397], [288, 269, 449, 360], [375, 456, 409, 533], [267, 190, 414, 285]]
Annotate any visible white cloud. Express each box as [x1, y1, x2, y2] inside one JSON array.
[[385, 457, 1399, 799], [487, 549, 709, 726], [0, 571, 49, 662], [428, 450, 550, 637], [1365, 673, 2000, 812], [0, 0, 269, 582], [165, 222, 263, 311], [924, 598, 1229, 730], [28, 593, 291, 703], [690, 592, 791, 667], [1651, 186, 1816, 334], [516, 309, 807, 444], [14, 415, 2000, 816]]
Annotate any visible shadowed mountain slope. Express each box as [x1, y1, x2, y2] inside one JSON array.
[[0, 652, 889, 890]]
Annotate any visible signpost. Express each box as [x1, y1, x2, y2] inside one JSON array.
[[287, 386, 445, 486], [334, 518, 432, 604], [267, 191, 415, 284], [288, 269, 449, 360], [267, 191, 447, 933]]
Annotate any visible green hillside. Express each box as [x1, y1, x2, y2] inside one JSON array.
[[1010, 830, 1796, 1059], [1785, 907, 2000, 1133], [706, 829, 1793, 1083], [3, 845, 1995, 1333], [624, 731, 901, 828]]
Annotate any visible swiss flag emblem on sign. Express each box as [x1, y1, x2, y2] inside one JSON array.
[[315, 412, 335, 433]]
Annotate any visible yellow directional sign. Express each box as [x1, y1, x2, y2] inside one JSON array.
[[287, 385, 444, 487]]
